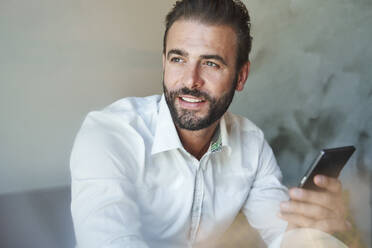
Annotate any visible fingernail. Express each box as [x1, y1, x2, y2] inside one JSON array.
[[315, 175, 325, 185]]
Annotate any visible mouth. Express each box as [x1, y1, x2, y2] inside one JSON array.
[[177, 95, 207, 109], [179, 95, 205, 103]]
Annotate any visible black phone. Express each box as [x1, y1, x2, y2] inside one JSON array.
[[298, 146, 356, 191]]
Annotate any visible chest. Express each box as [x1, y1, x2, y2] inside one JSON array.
[[135, 150, 256, 242]]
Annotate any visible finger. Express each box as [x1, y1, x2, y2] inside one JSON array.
[[289, 188, 340, 210], [314, 218, 351, 233], [280, 200, 336, 220], [314, 175, 342, 193], [279, 213, 351, 234], [278, 212, 315, 228]]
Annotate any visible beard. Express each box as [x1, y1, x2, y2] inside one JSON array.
[[163, 77, 238, 131]]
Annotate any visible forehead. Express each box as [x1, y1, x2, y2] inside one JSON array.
[[166, 20, 237, 62]]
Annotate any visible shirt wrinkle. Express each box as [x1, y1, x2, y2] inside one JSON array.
[[71, 94, 288, 248]]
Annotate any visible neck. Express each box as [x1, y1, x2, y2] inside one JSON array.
[[176, 121, 219, 160]]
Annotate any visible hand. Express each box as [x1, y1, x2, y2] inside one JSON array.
[[279, 175, 351, 233]]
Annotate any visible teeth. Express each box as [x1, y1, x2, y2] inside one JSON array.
[[181, 97, 203, 103]]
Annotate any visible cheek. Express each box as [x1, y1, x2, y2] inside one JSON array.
[[201, 70, 234, 94], [202, 70, 221, 83], [164, 65, 183, 87]]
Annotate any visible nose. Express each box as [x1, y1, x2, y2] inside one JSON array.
[[183, 62, 204, 89]]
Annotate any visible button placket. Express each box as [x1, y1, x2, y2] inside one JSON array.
[[188, 160, 205, 244]]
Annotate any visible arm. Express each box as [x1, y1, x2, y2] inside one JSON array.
[[70, 113, 149, 248], [242, 139, 289, 246]]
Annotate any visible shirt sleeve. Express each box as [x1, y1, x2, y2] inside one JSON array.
[[242, 139, 289, 246], [70, 112, 149, 248]]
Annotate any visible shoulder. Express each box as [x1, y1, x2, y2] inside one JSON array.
[[104, 95, 161, 115], [76, 94, 161, 147], [70, 95, 160, 179], [100, 94, 161, 123], [224, 112, 273, 169], [225, 113, 282, 177], [81, 94, 161, 134], [225, 111, 265, 142]]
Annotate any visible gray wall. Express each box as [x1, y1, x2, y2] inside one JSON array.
[[1, 0, 371, 246], [0, 0, 172, 194], [231, 1, 372, 245]]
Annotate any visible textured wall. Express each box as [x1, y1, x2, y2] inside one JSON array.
[[232, 0, 372, 245]]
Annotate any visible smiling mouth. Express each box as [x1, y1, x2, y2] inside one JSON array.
[[179, 95, 205, 103]]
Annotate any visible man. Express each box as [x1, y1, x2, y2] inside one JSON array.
[[70, 0, 349, 247]]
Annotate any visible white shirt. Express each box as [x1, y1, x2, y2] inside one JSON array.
[[70, 94, 289, 248]]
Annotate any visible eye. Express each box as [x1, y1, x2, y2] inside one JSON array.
[[170, 57, 183, 63], [205, 61, 220, 68]]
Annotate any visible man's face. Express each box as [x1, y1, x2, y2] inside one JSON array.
[[163, 20, 242, 130]]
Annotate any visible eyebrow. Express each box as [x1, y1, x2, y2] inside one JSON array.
[[167, 49, 188, 60], [167, 49, 227, 66], [200, 54, 227, 66]]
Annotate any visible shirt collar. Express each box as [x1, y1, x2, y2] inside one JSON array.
[[210, 113, 231, 155], [151, 94, 232, 156], [151, 94, 183, 155]]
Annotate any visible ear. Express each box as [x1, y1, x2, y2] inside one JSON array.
[[235, 61, 250, 92]]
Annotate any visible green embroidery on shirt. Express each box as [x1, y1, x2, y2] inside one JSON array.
[[211, 134, 222, 153]]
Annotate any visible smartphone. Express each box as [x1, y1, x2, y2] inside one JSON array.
[[298, 146, 356, 191]]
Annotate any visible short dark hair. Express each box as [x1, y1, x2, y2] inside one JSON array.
[[163, 0, 252, 71]]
